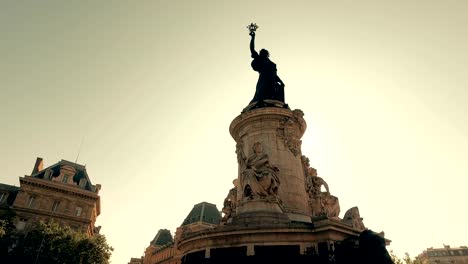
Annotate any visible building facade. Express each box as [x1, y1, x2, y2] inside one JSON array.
[[128, 257, 144, 264], [419, 246, 468, 264], [143, 203, 222, 264], [0, 157, 101, 236]]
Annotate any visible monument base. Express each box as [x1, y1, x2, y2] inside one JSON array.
[[234, 200, 289, 225], [286, 212, 312, 223], [242, 99, 289, 113], [232, 211, 290, 225]]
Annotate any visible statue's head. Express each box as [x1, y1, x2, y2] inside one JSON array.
[[259, 49, 270, 58], [232, 179, 239, 187], [252, 142, 263, 153], [307, 167, 318, 177]]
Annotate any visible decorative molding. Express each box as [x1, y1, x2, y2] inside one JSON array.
[[277, 110, 305, 156], [230, 108, 306, 142], [20, 177, 98, 201]]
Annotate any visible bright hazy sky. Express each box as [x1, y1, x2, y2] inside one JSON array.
[[1, 1, 467, 263]]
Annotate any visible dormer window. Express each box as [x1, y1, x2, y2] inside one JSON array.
[[44, 169, 53, 180], [0, 193, 6, 203], [59, 165, 76, 184], [79, 178, 87, 188]]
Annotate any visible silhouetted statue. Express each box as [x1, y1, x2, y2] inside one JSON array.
[[359, 230, 394, 264], [247, 24, 285, 109], [335, 229, 394, 264]]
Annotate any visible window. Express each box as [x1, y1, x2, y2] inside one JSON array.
[[16, 218, 27, 230], [0, 192, 5, 203], [62, 175, 69, 183], [75, 207, 82, 217], [27, 196, 35, 208], [44, 169, 53, 179], [79, 178, 87, 188], [52, 201, 60, 212]]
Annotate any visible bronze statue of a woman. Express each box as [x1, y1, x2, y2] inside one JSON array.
[[248, 24, 285, 108]]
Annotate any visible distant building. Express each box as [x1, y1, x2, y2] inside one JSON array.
[[128, 257, 144, 264], [178, 202, 222, 233], [0, 157, 101, 236], [143, 202, 221, 264], [418, 245, 468, 264], [144, 229, 176, 264]]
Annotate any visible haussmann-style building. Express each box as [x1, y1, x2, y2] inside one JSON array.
[[418, 245, 468, 264], [0, 157, 101, 236]]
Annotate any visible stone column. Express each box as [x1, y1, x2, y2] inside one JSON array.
[[230, 107, 311, 223]]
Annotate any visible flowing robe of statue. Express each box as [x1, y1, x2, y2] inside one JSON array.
[[304, 166, 340, 217], [221, 182, 238, 224], [238, 142, 280, 199]]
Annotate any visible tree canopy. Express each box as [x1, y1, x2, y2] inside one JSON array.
[[390, 251, 423, 264], [0, 220, 113, 264]]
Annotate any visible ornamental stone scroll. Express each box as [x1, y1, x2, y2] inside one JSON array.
[[277, 109, 305, 156]]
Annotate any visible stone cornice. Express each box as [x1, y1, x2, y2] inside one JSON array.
[[19, 176, 99, 201], [230, 107, 307, 141], [12, 206, 92, 225], [177, 221, 360, 252]]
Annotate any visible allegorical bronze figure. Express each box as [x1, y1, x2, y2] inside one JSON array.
[[247, 23, 286, 109]]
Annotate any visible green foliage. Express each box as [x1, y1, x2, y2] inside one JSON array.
[[390, 250, 423, 264], [390, 250, 404, 264], [0, 219, 6, 238], [0, 220, 113, 264]]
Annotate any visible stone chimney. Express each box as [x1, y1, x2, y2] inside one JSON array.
[[31, 157, 44, 175]]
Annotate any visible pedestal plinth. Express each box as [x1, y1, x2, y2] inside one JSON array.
[[230, 107, 311, 223], [233, 199, 290, 225]]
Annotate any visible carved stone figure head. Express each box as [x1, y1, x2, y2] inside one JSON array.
[[252, 142, 263, 154], [301, 155, 310, 168], [232, 179, 239, 188], [307, 167, 318, 177]]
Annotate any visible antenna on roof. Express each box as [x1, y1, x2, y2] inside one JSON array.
[[75, 137, 85, 163]]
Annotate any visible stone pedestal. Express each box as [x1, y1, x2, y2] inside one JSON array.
[[175, 106, 390, 264], [233, 199, 290, 225], [230, 107, 311, 223]]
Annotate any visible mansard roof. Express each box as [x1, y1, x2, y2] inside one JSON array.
[[0, 183, 20, 192], [30, 158, 99, 193], [181, 202, 221, 226], [150, 229, 173, 246], [0, 183, 20, 206]]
